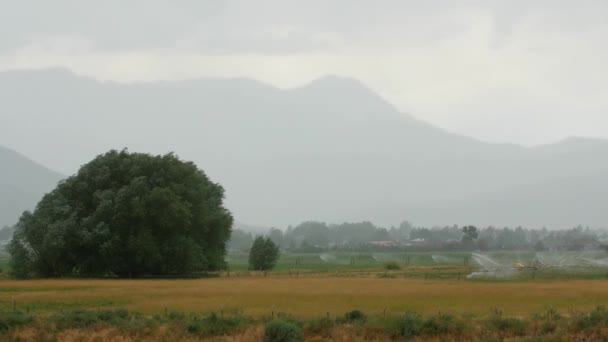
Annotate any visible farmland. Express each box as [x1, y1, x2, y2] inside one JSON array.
[[2, 275, 608, 317], [2, 251, 608, 340]]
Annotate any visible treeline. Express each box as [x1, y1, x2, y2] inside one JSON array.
[[0, 225, 14, 241], [229, 221, 608, 252]]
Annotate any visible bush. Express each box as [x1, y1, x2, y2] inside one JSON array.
[[187, 312, 246, 337], [264, 319, 303, 342], [573, 306, 608, 331], [486, 316, 527, 335], [305, 317, 333, 334], [421, 314, 464, 336], [384, 262, 401, 270], [51, 309, 133, 329], [51, 310, 99, 328], [344, 310, 366, 323], [167, 311, 186, 321], [97, 309, 129, 323], [0, 311, 34, 331], [400, 312, 423, 338]]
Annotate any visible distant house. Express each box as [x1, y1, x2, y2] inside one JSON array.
[[368, 240, 400, 248]]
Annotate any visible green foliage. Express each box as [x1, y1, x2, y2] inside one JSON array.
[[384, 262, 401, 270], [421, 314, 464, 336], [186, 312, 247, 337], [343, 310, 366, 323], [461, 225, 479, 244], [51, 309, 131, 329], [400, 312, 423, 338], [9, 150, 233, 278], [0, 311, 34, 331], [573, 306, 608, 331], [249, 236, 280, 271], [304, 317, 334, 334], [264, 319, 303, 342], [486, 316, 527, 335]]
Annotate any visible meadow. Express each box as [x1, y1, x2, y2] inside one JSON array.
[[2, 251, 608, 340]]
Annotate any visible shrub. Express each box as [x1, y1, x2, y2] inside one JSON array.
[[421, 314, 463, 336], [167, 311, 186, 321], [573, 306, 608, 331], [264, 319, 303, 342], [0, 311, 34, 331], [541, 321, 557, 334], [50, 309, 135, 329], [384, 262, 401, 270], [51, 310, 99, 328], [97, 309, 130, 323], [186, 312, 246, 337], [305, 317, 333, 334], [486, 316, 527, 335], [344, 310, 366, 323], [400, 312, 423, 338]]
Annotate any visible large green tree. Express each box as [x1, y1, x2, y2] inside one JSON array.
[[9, 150, 233, 278]]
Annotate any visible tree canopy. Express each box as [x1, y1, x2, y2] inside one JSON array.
[[248, 236, 280, 271], [9, 150, 233, 278]]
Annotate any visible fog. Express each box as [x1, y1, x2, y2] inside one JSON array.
[[1, 1, 607, 229]]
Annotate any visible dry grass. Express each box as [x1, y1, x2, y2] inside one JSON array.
[[2, 276, 608, 318]]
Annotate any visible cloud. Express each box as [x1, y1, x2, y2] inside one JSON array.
[[1, 1, 607, 145]]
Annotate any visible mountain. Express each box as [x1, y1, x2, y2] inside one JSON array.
[[0, 146, 64, 227], [1, 68, 607, 228]]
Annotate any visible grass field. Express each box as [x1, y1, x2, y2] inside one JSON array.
[[2, 251, 608, 340], [1, 250, 608, 318], [2, 275, 608, 318]]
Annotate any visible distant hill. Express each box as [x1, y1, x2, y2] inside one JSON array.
[[1, 68, 607, 228], [0, 146, 64, 227]]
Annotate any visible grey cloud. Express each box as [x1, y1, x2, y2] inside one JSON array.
[[2, 1, 607, 54]]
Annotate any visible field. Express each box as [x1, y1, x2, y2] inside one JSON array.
[[2, 251, 608, 340], [2, 276, 608, 318]]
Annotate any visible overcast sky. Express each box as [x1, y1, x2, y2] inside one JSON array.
[[1, 0, 607, 146]]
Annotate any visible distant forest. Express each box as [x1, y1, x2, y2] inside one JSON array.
[[3, 221, 607, 253], [230, 222, 608, 253]]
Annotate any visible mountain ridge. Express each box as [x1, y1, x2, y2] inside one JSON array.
[[0, 145, 64, 227], [1, 68, 607, 228]]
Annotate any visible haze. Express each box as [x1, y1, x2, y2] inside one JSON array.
[[1, 1, 607, 229], [1, 1, 608, 145]]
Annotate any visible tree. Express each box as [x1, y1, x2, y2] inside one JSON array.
[[9, 149, 233, 278], [461, 226, 479, 243], [267, 227, 284, 247], [248, 236, 280, 271]]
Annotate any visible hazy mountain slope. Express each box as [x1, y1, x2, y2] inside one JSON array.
[[1, 68, 607, 228], [0, 146, 64, 227]]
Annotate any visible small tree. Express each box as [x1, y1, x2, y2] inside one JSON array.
[[461, 226, 479, 243], [249, 237, 280, 271]]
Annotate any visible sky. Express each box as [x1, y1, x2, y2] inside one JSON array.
[[1, 0, 607, 146]]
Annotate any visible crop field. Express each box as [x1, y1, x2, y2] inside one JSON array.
[[2, 251, 608, 340], [2, 276, 608, 318], [1, 251, 608, 317]]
